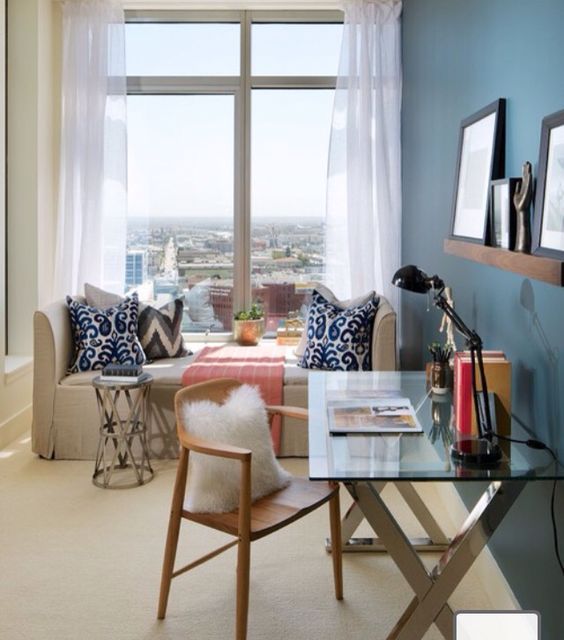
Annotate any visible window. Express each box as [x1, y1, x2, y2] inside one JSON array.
[[126, 23, 240, 76], [124, 11, 343, 335], [251, 89, 335, 331], [127, 93, 235, 331]]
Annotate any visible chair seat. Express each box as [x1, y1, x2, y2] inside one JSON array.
[[184, 477, 337, 541]]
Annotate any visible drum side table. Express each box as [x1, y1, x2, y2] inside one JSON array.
[[92, 373, 155, 489]]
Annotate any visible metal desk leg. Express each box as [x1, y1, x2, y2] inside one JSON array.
[[329, 482, 450, 553], [350, 482, 455, 639], [341, 498, 366, 543], [351, 479, 527, 640], [395, 482, 450, 546]]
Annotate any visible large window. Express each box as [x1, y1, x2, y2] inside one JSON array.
[[124, 11, 343, 335]]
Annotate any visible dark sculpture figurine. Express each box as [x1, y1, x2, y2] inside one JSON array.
[[513, 161, 533, 252]]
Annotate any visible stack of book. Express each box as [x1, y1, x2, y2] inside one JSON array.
[[453, 351, 511, 436], [99, 363, 148, 383]]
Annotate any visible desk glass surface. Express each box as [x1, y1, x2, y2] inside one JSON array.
[[308, 371, 562, 482]]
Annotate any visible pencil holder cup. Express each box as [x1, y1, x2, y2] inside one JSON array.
[[431, 362, 449, 394]]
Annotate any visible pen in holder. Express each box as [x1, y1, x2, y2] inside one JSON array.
[[428, 342, 452, 395]]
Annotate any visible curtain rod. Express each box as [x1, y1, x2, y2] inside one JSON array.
[[121, 1, 342, 9]]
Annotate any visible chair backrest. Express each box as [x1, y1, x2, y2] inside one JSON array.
[[174, 378, 242, 440]]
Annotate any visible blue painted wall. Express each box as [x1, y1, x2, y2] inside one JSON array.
[[402, 0, 564, 636]]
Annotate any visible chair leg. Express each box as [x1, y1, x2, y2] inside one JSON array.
[[235, 537, 251, 640], [158, 448, 189, 620], [157, 506, 183, 619], [328, 484, 344, 600]]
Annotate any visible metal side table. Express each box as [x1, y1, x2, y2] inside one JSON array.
[[92, 373, 154, 489]]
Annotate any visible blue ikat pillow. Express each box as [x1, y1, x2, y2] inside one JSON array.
[[299, 289, 379, 371], [66, 293, 146, 373]]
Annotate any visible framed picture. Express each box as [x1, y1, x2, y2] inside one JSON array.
[[450, 99, 506, 243], [490, 178, 520, 249], [532, 108, 564, 259]]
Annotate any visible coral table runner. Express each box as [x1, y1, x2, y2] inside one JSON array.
[[181, 344, 287, 455]]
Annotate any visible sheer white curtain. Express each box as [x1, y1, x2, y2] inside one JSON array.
[[325, 0, 402, 314], [54, 0, 127, 298]]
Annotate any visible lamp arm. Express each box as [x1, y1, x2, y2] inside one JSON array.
[[432, 289, 478, 346], [433, 288, 493, 439]]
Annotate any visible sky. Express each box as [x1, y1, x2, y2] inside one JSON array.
[[125, 22, 343, 219]]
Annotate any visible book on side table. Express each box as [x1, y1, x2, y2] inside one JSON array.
[[99, 364, 148, 384]]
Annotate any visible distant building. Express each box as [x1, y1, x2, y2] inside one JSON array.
[[154, 274, 179, 299], [261, 282, 306, 331], [205, 281, 269, 331], [205, 281, 306, 332], [125, 250, 147, 288], [182, 282, 224, 333], [262, 282, 304, 316], [208, 283, 234, 330]]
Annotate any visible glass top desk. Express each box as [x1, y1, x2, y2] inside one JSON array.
[[308, 371, 562, 640]]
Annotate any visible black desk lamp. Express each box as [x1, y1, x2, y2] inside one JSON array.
[[392, 265, 502, 466]]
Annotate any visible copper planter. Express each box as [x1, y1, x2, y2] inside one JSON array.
[[233, 319, 265, 346]]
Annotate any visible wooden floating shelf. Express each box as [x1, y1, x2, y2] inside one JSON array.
[[444, 238, 564, 287]]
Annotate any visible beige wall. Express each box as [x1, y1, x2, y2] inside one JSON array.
[[7, 0, 38, 356], [0, 1, 6, 369], [1, 0, 60, 448], [7, 0, 60, 355]]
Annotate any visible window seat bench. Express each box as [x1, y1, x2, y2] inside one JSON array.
[[32, 297, 396, 460]]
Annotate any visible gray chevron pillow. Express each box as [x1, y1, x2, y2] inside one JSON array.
[[138, 299, 191, 360]]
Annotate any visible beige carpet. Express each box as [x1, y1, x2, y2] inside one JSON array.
[[1, 433, 494, 640]]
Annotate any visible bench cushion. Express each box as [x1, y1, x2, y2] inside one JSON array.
[[61, 355, 196, 387]]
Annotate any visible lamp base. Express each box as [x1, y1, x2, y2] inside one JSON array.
[[450, 438, 502, 467]]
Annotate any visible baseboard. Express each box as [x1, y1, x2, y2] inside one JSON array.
[[423, 482, 520, 610], [0, 404, 32, 450]]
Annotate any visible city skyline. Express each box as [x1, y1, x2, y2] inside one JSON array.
[[126, 216, 325, 332]]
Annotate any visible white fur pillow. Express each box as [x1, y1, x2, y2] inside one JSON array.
[[182, 385, 291, 513]]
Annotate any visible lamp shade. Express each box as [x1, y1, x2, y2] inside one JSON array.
[[391, 265, 432, 294]]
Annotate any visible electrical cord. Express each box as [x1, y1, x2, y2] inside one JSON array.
[[494, 433, 563, 576]]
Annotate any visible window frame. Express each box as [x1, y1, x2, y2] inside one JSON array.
[[125, 9, 343, 338]]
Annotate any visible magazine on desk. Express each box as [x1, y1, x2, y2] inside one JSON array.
[[327, 397, 423, 435]]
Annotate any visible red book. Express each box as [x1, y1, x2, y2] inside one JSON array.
[[454, 351, 507, 435]]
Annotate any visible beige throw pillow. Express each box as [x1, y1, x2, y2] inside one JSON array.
[[84, 283, 124, 310]]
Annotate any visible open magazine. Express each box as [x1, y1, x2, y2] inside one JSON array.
[[327, 397, 423, 434]]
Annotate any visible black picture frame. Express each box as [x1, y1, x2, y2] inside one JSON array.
[[532, 108, 564, 259], [450, 99, 506, 244], [490, 178, 520, 250]]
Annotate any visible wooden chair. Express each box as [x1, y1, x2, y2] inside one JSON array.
[[157, 378, 343, 640]]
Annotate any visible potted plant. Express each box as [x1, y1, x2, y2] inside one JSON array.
[[233, 303, 265, 346]]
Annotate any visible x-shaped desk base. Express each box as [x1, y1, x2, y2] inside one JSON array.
[[327, 482, 451, 553], [341, 479, 526, 640]]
